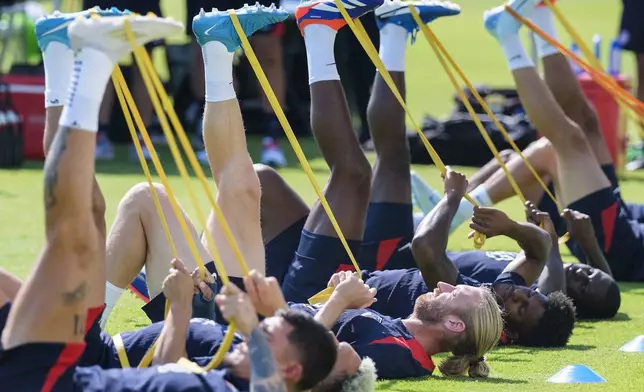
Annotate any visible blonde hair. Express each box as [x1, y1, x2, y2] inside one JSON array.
[[312, 357, 377, 392], [439, 287, 504, 378]]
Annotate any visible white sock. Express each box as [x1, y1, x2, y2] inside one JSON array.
[[303, 25, 339, 84], [59, 47, 115, 132], [531, 7, 559, 58], [379, 23, 408, 72], [499, 35, 534, 71], [449, 185, 494, 233], [99, 281, 125, 329], [42, 42, 73, 107], [202, 41, 236, 102]]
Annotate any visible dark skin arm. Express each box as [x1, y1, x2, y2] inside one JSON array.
[[470, 203, 552, 285], [525, 203, 566, 294], [411, 167, 468, 288], [563, 209, 613, 277]]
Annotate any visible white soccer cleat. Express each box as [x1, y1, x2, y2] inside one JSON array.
[[483, 0, 540, 41], [68, 14, 184, 62]]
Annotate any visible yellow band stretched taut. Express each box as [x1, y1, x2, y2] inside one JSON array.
[[113, 333, 131, 369], [332, 0, 487, 249]]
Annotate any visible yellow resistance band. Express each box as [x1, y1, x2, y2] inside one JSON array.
[[112, 333, 131, 368], [543, 0, 642, 159], [332, 0, 486, 250], [410, 7, 570, 244]]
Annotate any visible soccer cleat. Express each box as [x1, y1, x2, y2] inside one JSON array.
[[483, 0, 540, 41], [35, 7, 126, 51], [68, 13, 184, 62], [375, 0, 461, 35], [296, 0, 385, 33], [192, 3, 289, 52]]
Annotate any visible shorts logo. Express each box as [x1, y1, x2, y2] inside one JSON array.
[[485, 251, 517, 262]]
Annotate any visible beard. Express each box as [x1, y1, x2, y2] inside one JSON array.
[[413, 294, 452, 323]]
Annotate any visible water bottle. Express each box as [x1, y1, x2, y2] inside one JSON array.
[[570, 43, 583, 74], [609, 39, 622, 76], [593, 34, 602, 62]]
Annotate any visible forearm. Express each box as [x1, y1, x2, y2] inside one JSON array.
[[411, 196, 460, 287], [506, 222, 551, 263], [579, 240, 613, 277], [537, 240, 566, 294], [152, 305, 191, 365], [314, 296, 346, 329], [248, 328, 287, 392]]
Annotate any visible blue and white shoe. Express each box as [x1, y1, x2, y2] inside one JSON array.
[[192, 3, 289, 52], [483, 0, 540, 41], [375, 0, 461, 37], [35, 7, 126, 51], [296, 0, 385, 34]]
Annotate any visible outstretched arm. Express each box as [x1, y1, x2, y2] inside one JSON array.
[[411, 168, 468, 288], [153, 260, 193, 365]]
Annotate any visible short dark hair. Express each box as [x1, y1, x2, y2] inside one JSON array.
[[575, 282, 621, 319], [515, 291, 576, 347], [279, 309, 337, 390]]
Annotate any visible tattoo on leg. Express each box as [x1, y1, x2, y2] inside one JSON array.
[[44, 127, 72, 210], [73, 314, 85, 336], [62, 281, 88, 305]]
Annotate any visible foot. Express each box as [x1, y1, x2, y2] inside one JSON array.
[[192, 3, 289, 52], [375, 0, 461, 34], [296, 0, 385, 33], [483, 0, 540, 41], [261, 137, 287, 168], [410, 171, 443, 215], [35, 7, 126, 51], [68, 13, 184, 62]]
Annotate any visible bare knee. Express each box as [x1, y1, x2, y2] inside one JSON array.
[[254, 163, 282, 190], [118, 182, 168, 217], [220, 163, 261, 206], [50, 221, 100, 269], [330, 158, 372, 196]]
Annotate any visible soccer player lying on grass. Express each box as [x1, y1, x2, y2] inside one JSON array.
[[0, 13, 317, 392], [248, 0, 573, 347], [414, 1, 632, 314], [96, 4, 297, 328], [412, 150, 621, 320]]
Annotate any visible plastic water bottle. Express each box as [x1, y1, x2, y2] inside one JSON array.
[[593, 34, 602, 62], [609, 39, 622, 76], [570, 43, 583, 74]]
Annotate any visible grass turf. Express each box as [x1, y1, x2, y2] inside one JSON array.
[[1, 0, 644, 390]]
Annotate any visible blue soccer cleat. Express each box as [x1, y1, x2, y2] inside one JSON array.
[[483, 0, 540, 41], [375, 0, 461, 35], [192, 3, 289, 52], [295, 0, 385, 34], [35, 7, 126, 51]]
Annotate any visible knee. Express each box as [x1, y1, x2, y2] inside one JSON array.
[[579, 105, 602, 137], [331, 158, 372, 195], [118, 182, 168, 215], [410, 233, 436, 265], [254, 163, 281, 189], [220, 162, 261, 205]]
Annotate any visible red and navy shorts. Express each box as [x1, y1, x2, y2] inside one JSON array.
[[360, 203, 416, 271], [566, 187, 644, 281], [0, 342, 85, 392]]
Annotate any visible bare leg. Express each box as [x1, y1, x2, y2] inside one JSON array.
[[199, 32, 263, 277], [105, 183, 210, 299], [303, 26, 372, 240], [0, 268, 22, 302], [254, 164, 309, 244], [466, 149, 516, 191]]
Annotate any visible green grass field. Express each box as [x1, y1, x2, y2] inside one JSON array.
[[2, 0, 644, 390]]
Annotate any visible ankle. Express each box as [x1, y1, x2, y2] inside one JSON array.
[[303, 24, 339, 84], [500, 35, 534, 71], [43, 42, 74, 108], [202, 41, 236, 102]]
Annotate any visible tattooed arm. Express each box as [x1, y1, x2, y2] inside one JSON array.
[[248, 328, 287, 392]]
